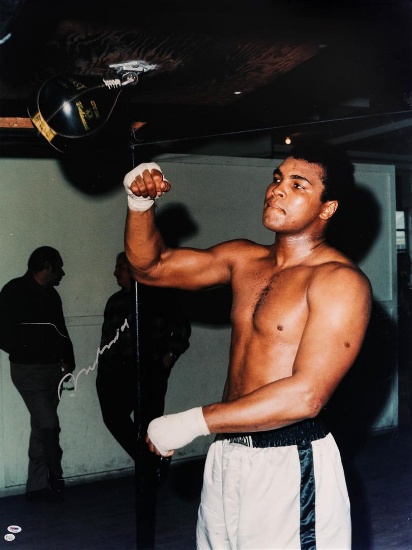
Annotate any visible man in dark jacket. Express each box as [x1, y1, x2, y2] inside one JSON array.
[[96, 251, 191, 461], [0, 246, 75, 502]]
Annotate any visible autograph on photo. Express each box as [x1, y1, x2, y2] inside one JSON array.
[[58, 317, 129, 399]]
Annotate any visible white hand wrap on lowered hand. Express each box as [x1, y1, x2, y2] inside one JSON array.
[[147, 407, 210, 456], [123, 162, 163, 212]]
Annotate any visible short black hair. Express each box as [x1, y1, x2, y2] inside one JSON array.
[[289, 141, 355, 207], [28, 246, 62, 272]]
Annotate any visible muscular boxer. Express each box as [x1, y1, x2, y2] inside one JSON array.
[[123, 143, 372, 549]]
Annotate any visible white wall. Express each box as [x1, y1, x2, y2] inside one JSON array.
[[0, 154, 397, 495]]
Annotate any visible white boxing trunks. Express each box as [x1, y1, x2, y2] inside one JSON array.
[[196, 418, 351, 550]]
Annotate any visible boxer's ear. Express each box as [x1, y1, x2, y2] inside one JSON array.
[[320, 200, 338, 220]]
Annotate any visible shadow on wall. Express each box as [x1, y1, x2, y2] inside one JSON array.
[[58, 146, 132, 196], [325, 184, 393, 448], [326, 184, 381, 264]]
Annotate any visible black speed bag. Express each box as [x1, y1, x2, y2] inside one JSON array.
[[27, 74, 123, 153]]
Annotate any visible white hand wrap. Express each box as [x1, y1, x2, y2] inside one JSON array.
[[147, 407, 210, 456], [123, 162, 163, 211]]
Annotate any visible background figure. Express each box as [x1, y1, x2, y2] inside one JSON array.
[[96, 251, 191, 461], [0, 246, 75, 502]]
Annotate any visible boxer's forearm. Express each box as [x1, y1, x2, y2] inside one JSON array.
[[125, 208, 166, 277], [123, 162, 168, 277], [146, 378, 318, 456]]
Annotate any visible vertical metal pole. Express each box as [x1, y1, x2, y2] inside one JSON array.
[[131, 144, 156, 550]]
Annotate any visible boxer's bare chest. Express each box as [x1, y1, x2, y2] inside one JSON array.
[[231, 262, 314, 339], [225, 263, 316, 396]]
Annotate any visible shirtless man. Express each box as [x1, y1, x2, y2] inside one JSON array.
[[123, 142, 372, 549]]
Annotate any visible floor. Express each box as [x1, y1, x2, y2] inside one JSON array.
[[0, 425, 410, 550]]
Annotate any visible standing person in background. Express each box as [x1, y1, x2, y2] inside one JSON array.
[[122, 143, 372, 550], [0, 246, 75, 502], [96, 251, 191, 461]]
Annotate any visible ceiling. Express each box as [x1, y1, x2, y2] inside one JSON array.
[[0, 0, 411, 166]]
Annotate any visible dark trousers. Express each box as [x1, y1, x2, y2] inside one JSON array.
[[96, 362, 138, 459], [95, 358, 170, 461], [96, 358, 172, 549], [10, 362, 63, 492]]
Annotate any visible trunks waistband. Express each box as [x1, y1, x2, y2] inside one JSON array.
[[224, 417, 330, 448]]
